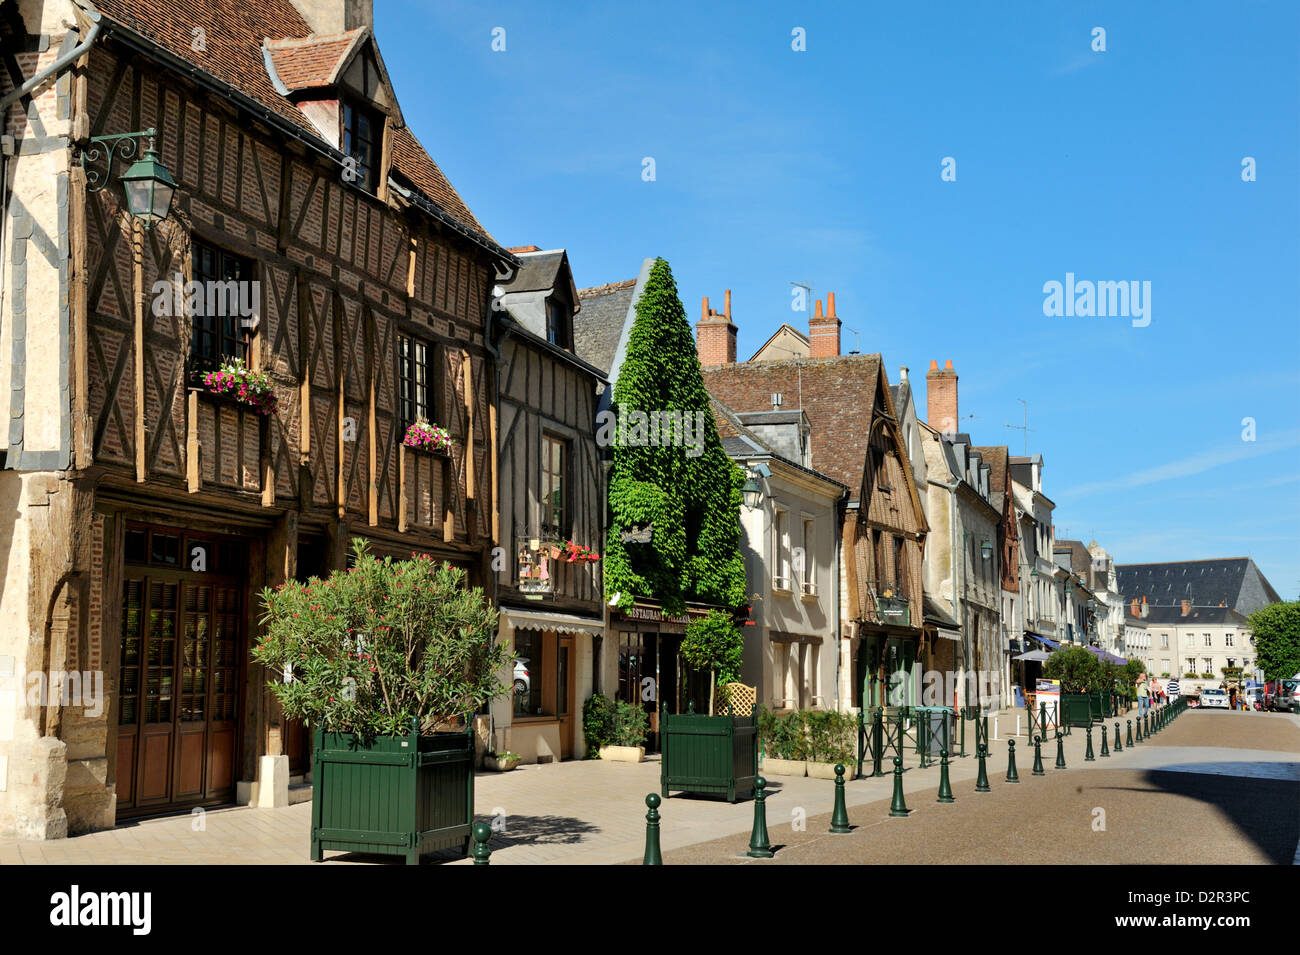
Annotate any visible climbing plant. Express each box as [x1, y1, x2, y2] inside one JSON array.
[[603, 258, 747, 616]]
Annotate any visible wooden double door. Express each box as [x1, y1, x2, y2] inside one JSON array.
[[116, 570, 243, 816]]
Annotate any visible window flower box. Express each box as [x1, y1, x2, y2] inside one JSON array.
[[559, 540, 600, 564], [199, 358, 276, 415], [402, 419, 452, 455]]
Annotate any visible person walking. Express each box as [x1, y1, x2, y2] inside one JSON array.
[[1137, 676, 1150, 717]]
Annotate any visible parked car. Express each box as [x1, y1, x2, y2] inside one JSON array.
[[513, 657, 531, 696], [1276, 679, 1300, 712], [1200, 688, 1229, 709]]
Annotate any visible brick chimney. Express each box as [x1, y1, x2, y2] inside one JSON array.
[[1180, 599, 1191, 616], [290, 0, 373, 32], [809, 293, 841, 358], [1130, 598, 1140, 616], [1141, 596, 1149, 618], [696, 292, 737, 366], [926, 359, 958, 435]]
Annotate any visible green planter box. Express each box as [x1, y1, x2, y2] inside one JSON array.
[[1062, 694, 1093, 727], [661, 704, 758, 803], [310, 720, 474, 865]]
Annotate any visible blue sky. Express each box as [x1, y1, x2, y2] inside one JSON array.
[[378, 1, 1300, 598]]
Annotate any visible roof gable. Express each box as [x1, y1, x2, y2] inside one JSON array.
[[93, 0, 487, 238]]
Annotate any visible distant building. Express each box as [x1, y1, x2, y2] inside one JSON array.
[[1116, 558, 1281, 618]]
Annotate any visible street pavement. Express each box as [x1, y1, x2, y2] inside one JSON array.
[[0, 707, 1294, 865], [654, 710, 1300, 865]]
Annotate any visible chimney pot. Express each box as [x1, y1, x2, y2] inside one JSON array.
[[827, 292, 837, 318], [929, 359, 939, 372], [724, 290, 731, 319], [899, 366, 909, 383], [944, 359, 954, 371], [1180, 599, 1191, 616], [702, 297, 710, 321], [814, 299, 824, 319]]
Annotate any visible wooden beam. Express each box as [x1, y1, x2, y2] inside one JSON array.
[[131, 219, 145, 483], [397, 445, 407, 533], [462, 350, 475, 499], [489, 388, 499, 546], [186, 390, 200, 492], [367, 311, 378, 526]]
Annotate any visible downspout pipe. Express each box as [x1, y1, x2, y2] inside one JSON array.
[[0, 6, 102, 113]]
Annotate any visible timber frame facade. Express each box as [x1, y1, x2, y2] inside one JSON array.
[[1, 0, 512, 837], [490, 248, 606, 762]]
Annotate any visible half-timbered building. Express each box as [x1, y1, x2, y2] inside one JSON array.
[[698, 293, 929, 713], [491, 247, 606, 762], [1, 0, 512, 836]]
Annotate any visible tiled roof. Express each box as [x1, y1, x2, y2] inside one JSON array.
[[265, 30, 364, 91], [93, 0, 487, 237], [701, 354, 882, 502], [974, 445, 1009, 493]]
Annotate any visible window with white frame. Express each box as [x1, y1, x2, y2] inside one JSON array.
[[1203, 633, 1212, 648], [800, 516, 815, 587], [772, 508, 790, 589], [1224, 633, 1233, 647]]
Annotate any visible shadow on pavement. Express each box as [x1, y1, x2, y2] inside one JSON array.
[[1096, 767, 1298, 864]]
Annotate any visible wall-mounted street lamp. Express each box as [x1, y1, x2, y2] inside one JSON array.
[[980, 538, 993, 560], [78, 128, 176, 227], [742, 462, 771, 509]]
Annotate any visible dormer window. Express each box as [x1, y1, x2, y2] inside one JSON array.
[[343, 98, 382, 193], [547, 298, 571, 350]]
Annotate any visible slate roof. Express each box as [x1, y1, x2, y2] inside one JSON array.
[[92, 0, 489, 238], [574, 280, 637, 375], [1117, 558, 1282, 617], [507, 250, 568, 295], [701, 354, 884, 502]]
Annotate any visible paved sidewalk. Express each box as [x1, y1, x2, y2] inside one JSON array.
[[0, 708, 1293, 865]]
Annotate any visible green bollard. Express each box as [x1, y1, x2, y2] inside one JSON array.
[[1084, 724, 1095, 761], [830, 764, 851, 834], [975, 743, 991, 792], [889, 756, 910, 817], [1039, 702, 1047, 746], [643, 793, 663, 865], [1054, 731, 1066, 769], [472, 821, 492, 866], [872, 708, 885, 777], [1032, 735, 1045, 775], [1126, 719, 1134, 748], [1100, 721, 1110, 756], [1136, 716, 1143, 743], [747, 777, 774, 858], [1006, 739, 1020, 783], [937, 748, 955, 803], [1144, 710, 1151, 736], [1114, 721, 1123, 753]]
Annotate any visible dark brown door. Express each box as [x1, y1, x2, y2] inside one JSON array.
[[117, 572, 242, 816], [557, 636, 575, 759]]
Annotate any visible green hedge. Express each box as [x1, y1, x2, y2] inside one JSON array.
[[582, 694, 649, 756], [758, 708, 855, 763]]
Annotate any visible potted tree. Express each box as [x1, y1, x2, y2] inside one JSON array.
[[255, 540, 508, 864], [1044, 646, 1103, 726]]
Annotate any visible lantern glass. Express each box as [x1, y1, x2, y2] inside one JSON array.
[[119, 148, 177, 225], [741, 476, 763, 509]]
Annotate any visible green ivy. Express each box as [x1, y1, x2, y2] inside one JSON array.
[[604, 258, 747, 616]]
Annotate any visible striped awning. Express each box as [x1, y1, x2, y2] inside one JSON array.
[[499, 608, 605, 637]]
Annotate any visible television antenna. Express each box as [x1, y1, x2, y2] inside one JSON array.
[[1005, 398, 1034, 454]]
